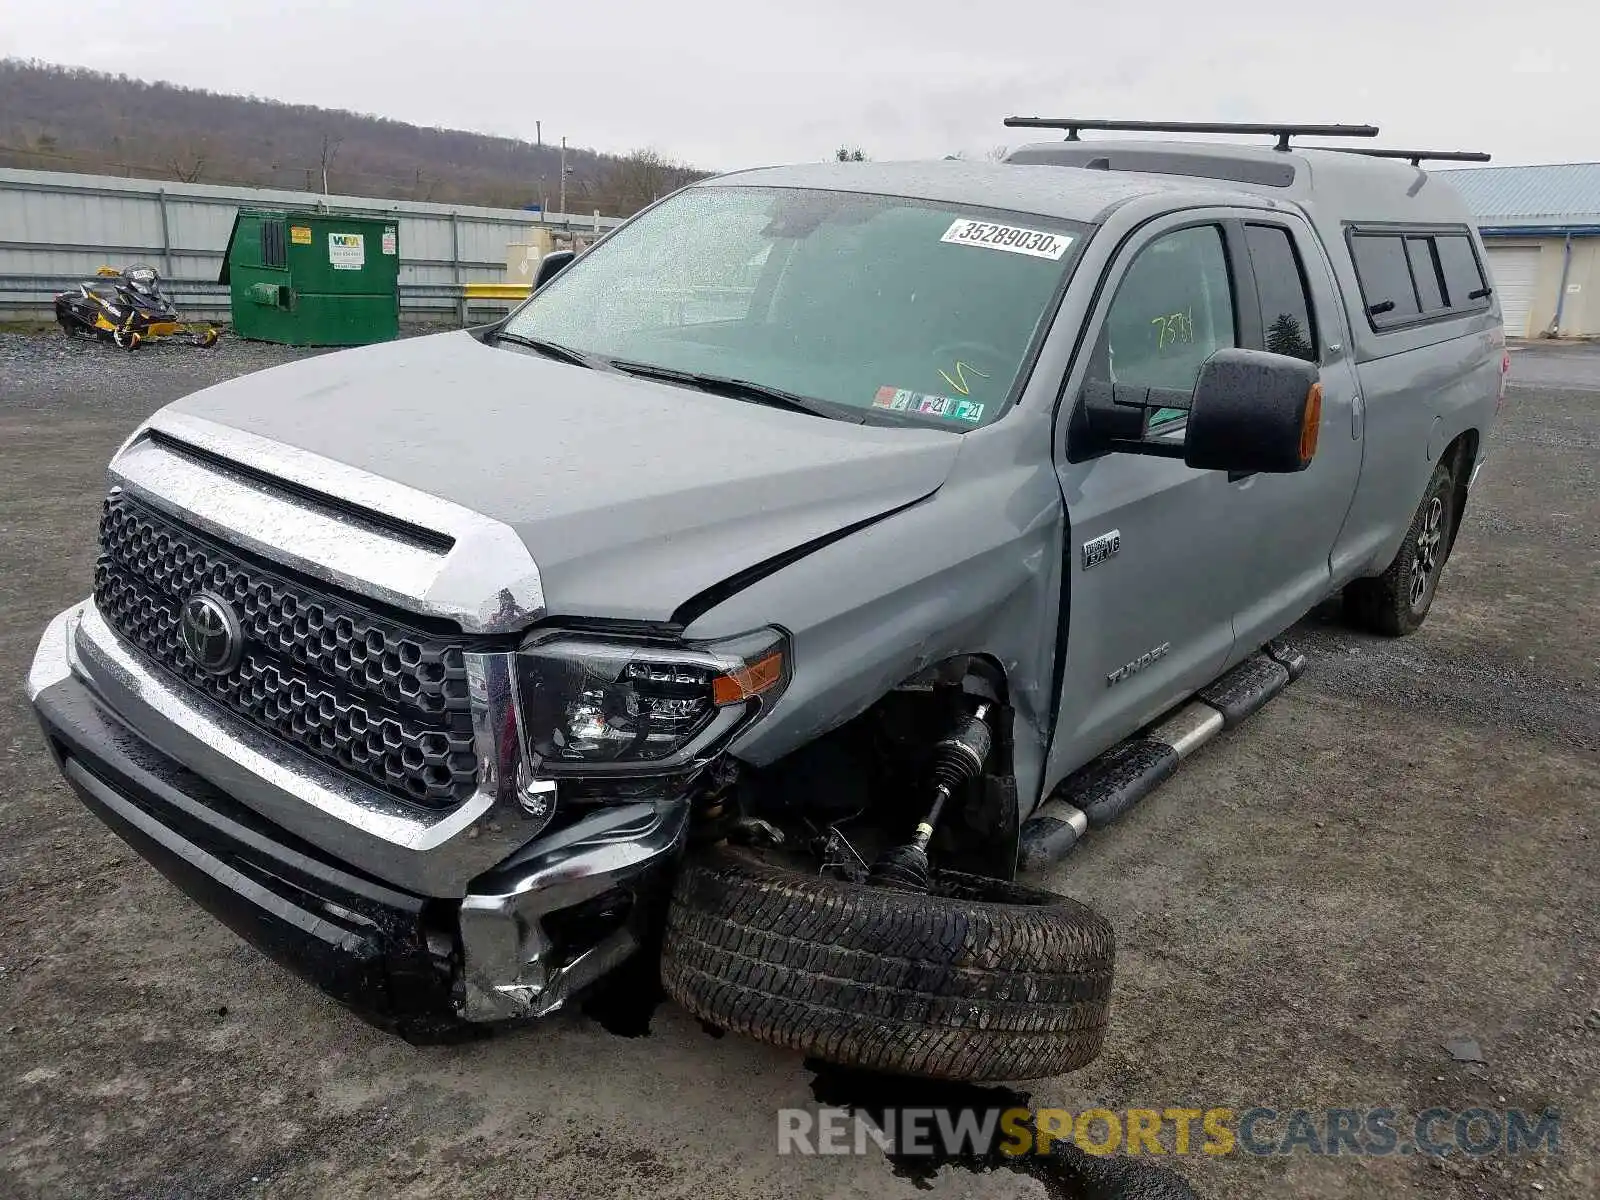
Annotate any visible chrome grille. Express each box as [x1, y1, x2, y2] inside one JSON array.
[[93, 491, 479, 807]]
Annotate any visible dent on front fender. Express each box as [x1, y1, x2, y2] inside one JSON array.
[[681, 454, 1066, 812]]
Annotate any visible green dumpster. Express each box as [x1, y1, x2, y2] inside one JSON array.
[[219, 209, 399, 346]]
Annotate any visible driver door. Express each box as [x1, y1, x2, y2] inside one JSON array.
[[1046, 215, 1251, 781]]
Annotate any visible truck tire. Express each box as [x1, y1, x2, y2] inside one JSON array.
[[1343, 461, 1456, 637], [661, 844, 1115, 1081]]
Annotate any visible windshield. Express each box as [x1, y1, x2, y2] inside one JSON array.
[[501, 186, 1086, 429]]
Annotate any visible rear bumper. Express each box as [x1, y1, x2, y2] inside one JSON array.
[[28, 602, 689, 1028]]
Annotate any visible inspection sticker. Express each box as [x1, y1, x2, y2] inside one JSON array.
[[940, 219, 1072, 260], [328, 232, 365, 270], [289, 225, 312, 245], [873, 387, 984, 423]]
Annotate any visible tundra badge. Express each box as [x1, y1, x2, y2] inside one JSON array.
[[1082, 530, 1121, 570], [1107, 643, 1170, 686]]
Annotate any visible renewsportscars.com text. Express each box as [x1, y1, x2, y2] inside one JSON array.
[[777, 1106, 1561, 1159]]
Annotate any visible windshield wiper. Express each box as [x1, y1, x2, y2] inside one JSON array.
[[608, 359, 863, 423], [496, 330, 607, 370]]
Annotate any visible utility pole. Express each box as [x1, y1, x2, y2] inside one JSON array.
[[536, 120, 542, 148], [559, 136, 567, 216]]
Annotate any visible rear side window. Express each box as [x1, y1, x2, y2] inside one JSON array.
[[1406, 238, 1445, 311], [1434, 234, 1489, 308], [1348, 226, 1490, 331], [1350, 234, 1420, 325], [1245, 224, 1317, 362]]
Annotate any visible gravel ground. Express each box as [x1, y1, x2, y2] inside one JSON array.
[[1, 331, 1596, 1200]]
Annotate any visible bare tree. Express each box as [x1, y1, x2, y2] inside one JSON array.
[[986, 145, 1010, 162], [166, 137, 208, 182], [835, 146, 868, 162], [593, 148, 704, 216], [318, 132, 341, 194]]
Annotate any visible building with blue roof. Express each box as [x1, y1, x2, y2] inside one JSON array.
[[1441, 163, 1600, 337]]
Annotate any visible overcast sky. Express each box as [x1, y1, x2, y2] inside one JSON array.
[[2, 0, 1594, 170]]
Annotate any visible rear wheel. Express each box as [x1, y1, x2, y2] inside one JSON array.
[[661, 843, 1115, 1080], [1344, 462, 1455, 636]]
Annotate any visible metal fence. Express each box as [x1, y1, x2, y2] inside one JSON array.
[[0, 167, 625, 324]]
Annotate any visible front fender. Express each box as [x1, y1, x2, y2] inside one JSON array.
[[680, 449, 1066, 813]]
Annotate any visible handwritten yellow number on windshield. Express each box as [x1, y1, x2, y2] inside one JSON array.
[[938, 361, 991, 396]]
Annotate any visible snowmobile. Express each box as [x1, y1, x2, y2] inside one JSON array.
[[54, 264, 221, 351]]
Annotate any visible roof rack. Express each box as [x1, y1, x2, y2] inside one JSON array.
[[1324, 148, 1491, 166], [1002, 117, 1380, 152]]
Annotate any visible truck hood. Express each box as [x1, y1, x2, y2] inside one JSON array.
[[165, 331, 962, 621]]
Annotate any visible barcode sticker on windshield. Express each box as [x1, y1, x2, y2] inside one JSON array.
[[940, 219, 1072, 260]]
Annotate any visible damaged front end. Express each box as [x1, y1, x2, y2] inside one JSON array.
[[29, 601, 731, 1032], [24, 412, 805, 1033]]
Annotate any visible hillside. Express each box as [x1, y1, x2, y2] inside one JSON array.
[[0, 59, 706, 215]]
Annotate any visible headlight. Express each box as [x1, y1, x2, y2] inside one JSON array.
[[517, 627, 790, 776]]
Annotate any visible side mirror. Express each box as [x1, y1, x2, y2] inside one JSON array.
[[1074, 348, 1321, 474], [1184, 349, 1322, 474], [533, 250, 576, 291]]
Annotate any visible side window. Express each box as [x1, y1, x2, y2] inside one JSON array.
[[1406, 237, 1446, 312], [1434, 234, 1489, 309], [1245, 224, 1317, 362], [1349, 227, 1491, 329], [1089, 224, 1236, 400], [1349, 234, 1419, 325]]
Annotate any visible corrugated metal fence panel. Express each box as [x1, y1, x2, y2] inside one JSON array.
[[0, 167, 622, 320], [164, 197, 239, 268]]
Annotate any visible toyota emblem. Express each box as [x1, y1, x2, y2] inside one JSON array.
[[180, 592, 243, 675]]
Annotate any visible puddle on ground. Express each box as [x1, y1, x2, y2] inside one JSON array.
[[807, 1063, 1199, 1200]]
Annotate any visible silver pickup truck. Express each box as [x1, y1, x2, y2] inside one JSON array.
[[27, 125, 1506, 1082]]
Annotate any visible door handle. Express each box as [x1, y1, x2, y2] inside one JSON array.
[[1351, 392, 1364, 440]]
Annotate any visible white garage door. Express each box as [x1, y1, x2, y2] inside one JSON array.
[[1486, 245, 1541, 337]]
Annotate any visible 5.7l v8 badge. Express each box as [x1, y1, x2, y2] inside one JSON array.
[[1082, 530, 1121, 570]]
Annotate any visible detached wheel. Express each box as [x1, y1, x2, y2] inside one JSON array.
[[1344, 462, 1455, 637], [661, 844, 1115, 1081]]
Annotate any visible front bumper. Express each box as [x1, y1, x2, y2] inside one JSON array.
[[28, 602, 689, 1027]]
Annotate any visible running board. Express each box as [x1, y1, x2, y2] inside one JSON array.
[[1018, 641, 1303, 872]]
